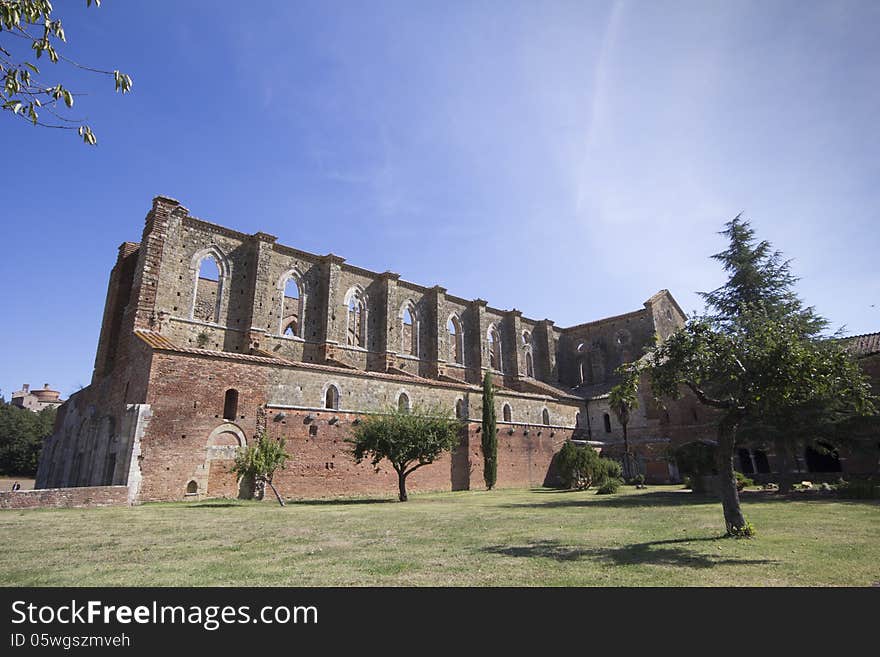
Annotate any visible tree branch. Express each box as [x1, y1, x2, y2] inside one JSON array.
[[683, 380, 736, 410], [403, 462, 426, 478]]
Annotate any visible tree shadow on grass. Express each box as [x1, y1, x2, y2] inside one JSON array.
[[289, 498, 396, 506], [506, 489, 879, 510], [500, 491, 719, 510], [482, 537, 777, 569], [184, 503, 244, 509]]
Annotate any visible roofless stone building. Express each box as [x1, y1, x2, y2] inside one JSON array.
[[35, 196, 693, 502]]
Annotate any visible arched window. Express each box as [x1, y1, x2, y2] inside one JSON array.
[[398, 392, 410, 413], [576, 412, 581, 427], [194, 255, 221, 323], [280, 273, 303, 337], [447, 315, 463, 365], [525, 352, 534, 378], [401, 303, 418, 356], [577, 342, 586, 384], [502, 403, 512, 422], [542, 408, 550, 425], [346, 288, 367, 348], [603, 413, 612, 433], [455, 399, 465, 420], [223, 389, 239, 421], [522, 330, 531, 346], [325, 385, 339, 410], [487, 325, 502, 371], [186, 480, 198, 495]]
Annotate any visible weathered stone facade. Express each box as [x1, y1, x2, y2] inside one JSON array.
[[34, 196, 710, 502]]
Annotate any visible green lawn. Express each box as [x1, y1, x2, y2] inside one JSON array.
[[1, 486, 877, 586]]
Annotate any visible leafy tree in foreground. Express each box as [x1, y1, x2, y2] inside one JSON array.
[[480, 371, 497, 490], [348, 404, 461, 502], [607, 365, 640, 480], [1, 0, 133, 144], [231, 432, 289, 507], [635, 216, 874, 535], [0, 400, 55, 476]]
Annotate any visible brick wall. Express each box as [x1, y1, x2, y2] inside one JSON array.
[[0, 486, 129, 510]]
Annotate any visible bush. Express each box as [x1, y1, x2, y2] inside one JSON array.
[[596, 478, 621, 495], [600, 458, 623, 482], [734, 471, 755, 491], [556, 443, 621, 490], [727, 519, 756, 538], [836, 479, 878, 500]]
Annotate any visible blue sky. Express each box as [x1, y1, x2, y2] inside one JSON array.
[[1, 0, 878, 399]]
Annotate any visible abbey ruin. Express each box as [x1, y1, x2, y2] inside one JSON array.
[[28, 196, 876, 506]]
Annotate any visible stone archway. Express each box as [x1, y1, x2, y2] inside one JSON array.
[[191, 423, 247, 499]]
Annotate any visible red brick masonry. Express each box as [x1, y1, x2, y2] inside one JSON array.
[[0, 485, 129, 510]]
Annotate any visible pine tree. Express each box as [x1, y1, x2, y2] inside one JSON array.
[[481, 371, 497, 490], [635, 215, 875, 535], [700, 214, 828, 337]]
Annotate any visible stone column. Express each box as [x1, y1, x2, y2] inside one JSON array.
[[128, 196, 187, 332], [467, 299, 487, 383], [317, 254, 345, 363], [377, 271, 400, 371], [243, 231, 277, 353], [426, 285, 446, 378], [505, 309, 523, 380], [535, 319, 557, 382]]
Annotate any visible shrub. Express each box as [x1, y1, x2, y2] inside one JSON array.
[[727, 519, 756, 538], [734, 471, 755, 491], [596, 478, 621, 495], [837, 479, 878, 500], [556, 443, 621, 490], [599, 458, 623, 482]]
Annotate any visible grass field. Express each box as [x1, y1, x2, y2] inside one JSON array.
[[1, 486, 877, 586]]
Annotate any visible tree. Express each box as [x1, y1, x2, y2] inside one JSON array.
[[607, 364, 640, 479], [230, 432, 289, 507], [348, 404, 461, 502], [480, 371, 497, 490], [700, 214, 827, 337], [0, 400, 55, 475], [1, 0, 133, 144], [634, 216, 875, 535]]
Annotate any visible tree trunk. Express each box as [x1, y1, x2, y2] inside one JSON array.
[[397, 470, 408, 502], [622, 423, 631, 480], [717, 424, 747, 535], [254, 477, 266, 501], [266, 478, 285, 507]]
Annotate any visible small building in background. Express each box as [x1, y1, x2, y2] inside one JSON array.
[[10, 384, 64, 413]]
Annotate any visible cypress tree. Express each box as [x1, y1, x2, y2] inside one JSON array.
[[481, 371, 498, 490]]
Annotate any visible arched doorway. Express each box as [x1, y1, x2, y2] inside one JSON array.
[[805, 441, 842, 473], [198, 423, 247, 498]]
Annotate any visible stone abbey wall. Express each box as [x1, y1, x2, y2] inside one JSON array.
[[36, 196, 696, 503]]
